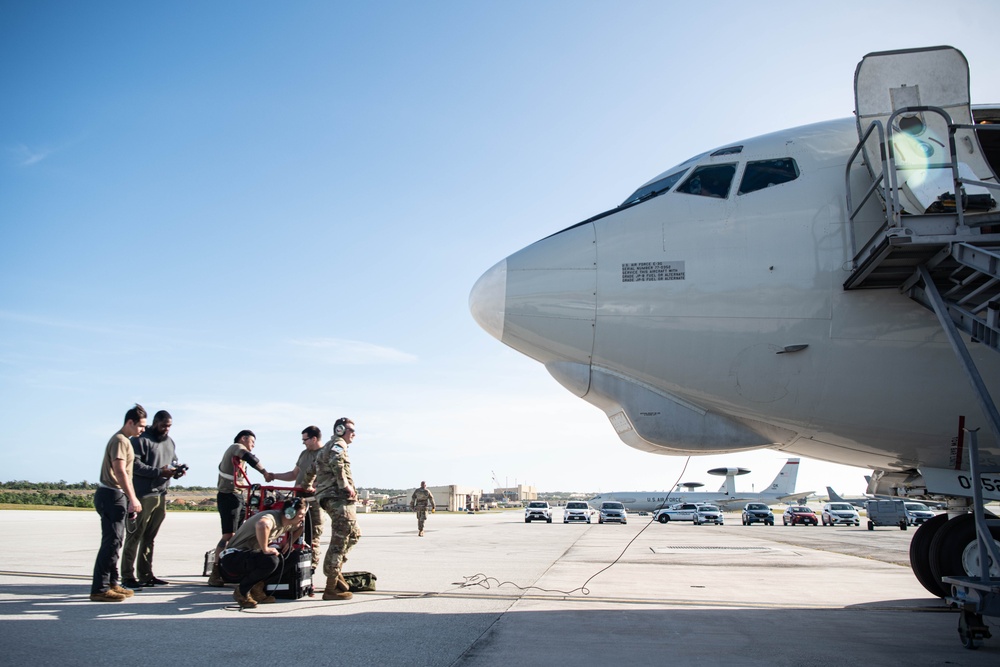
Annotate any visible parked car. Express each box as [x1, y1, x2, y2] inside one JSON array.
[[783, 505, 819, 526], [821, 502, 860, 526], [742, 503, 774, 525], [563, 501, 594, 523], [693, 504, 724, 525], [598, 501, 627, 524], [903, 502, 936, 526], [524, 501, 552, 523], [654, 503, 700, 523]]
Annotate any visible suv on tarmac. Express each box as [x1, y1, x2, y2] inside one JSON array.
[[598, 501, 627, 524], [821, 502, 860, 526], [742, 503, 774, 525], [524, 501, 552, 523], [563, 501, 594, 523]]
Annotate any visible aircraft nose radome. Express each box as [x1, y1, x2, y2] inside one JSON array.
[[469, 258, 507, 342]]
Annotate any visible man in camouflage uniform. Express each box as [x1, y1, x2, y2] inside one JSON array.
[[410, 481, 435, 537], [314, 417, 361, 600]]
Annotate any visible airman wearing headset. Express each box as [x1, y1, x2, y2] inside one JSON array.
[[314, 417, 362, 600], [220, 497, 308, 609]]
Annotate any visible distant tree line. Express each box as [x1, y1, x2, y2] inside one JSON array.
[[2, 480, 98, 490], [0, 490, 94, 508], [2, 480, 220, 491]]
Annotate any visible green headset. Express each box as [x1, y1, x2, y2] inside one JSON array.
[[283, 496, 304, 519], [333, 418, 352, 437]]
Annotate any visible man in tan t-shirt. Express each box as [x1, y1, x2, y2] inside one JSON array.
[[90, 404, 146, 602], [270, 425, 324, 567]]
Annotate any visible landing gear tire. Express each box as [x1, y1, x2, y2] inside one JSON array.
[[908, 513, 950, 598], [928, 513, 1000, 597]]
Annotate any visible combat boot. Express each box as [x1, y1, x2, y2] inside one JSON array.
[[207, 562, 225, 587], [336, 572, 351, 592], [322, 575, 353, 600], [233, 588, 258, 609], [249, 581, 276, 604], [418, 530, 424, 537]]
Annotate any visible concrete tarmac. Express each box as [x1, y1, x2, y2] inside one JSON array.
[[1, 508, 997, 665]]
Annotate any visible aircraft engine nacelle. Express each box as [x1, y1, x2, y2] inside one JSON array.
[[547, 361, 798, 455]]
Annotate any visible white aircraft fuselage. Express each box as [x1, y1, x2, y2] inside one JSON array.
[[589, 459, 805, 512], [470, 115, 1000, 475], [469, 45, 1000, 600]]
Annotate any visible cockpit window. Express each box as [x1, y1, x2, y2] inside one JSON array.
[[677, 164, 736, 198], [621, 169, 688, 206], [737, 158, 799, 195], [711, 145, 743, 156]]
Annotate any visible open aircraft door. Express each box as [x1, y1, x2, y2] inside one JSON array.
[[854, 45, 998, 216]]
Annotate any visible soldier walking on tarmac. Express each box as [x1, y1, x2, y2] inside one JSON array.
[[410, 481, 435, 537], [314, 417, 362, 600]]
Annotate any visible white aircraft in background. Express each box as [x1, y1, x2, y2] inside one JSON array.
[[589, 458, 808, 512], [470, 45, 1000, 599]]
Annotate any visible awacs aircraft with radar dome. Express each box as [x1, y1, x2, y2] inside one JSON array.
[[470, 46, 1000, 600]]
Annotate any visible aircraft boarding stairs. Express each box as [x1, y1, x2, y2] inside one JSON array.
[[843, 46, 1000, 443]]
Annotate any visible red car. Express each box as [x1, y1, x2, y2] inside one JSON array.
[[783, 505, 819, 526]]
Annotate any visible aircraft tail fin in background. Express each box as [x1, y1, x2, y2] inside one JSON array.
[[767, 458, 800, 495], [827, 486, 848, 503]]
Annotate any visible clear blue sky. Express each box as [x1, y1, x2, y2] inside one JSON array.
[[2, 2, 997, 496]]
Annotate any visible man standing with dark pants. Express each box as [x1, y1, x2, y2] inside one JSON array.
[[220, 498, 307, 608], [123, 410, 184, 589], [208, 430, 274, 586], [90, 404, 146, 602]]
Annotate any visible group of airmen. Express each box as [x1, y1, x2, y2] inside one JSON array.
[[90, 404, 434, 609]]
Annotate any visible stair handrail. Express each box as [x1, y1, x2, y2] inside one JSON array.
[[845, 119, 888, 265], [883, 106, 958, 229]]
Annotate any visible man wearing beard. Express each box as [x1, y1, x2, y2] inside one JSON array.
[[122, 410, 185, 589]]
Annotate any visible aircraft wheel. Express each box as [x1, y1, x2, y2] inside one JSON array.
[[908, 513, 950, 598], [929, 513, 1000, 594]]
